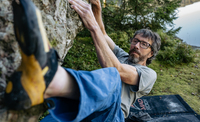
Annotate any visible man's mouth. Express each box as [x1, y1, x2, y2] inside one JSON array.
[[129, 50, 140, 56], [132, 51, 138, 54]]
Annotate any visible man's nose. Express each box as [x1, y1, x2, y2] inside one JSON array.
[[134, 42, 140, 49]]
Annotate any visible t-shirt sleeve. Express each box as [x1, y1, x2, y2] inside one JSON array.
[[130, 66, 157, 98], [113, 45, 129, 59]]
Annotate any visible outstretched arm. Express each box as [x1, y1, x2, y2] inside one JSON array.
[[90, 0, 115, 50], [69, 0, 139, 85]]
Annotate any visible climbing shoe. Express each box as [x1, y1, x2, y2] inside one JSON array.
[[4, 0, 59, 110]]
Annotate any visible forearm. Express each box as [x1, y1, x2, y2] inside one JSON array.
[[91, 1, 115, 50], [90, 27, 120, 68], [92, 3, 106, 35], [90, 28, 139, 85]]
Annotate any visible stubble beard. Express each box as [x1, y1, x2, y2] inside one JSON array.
[[128, 54, 147, 64], [128, 49, 150, 64]]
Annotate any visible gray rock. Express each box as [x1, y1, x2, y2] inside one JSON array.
[[0, 0, 85, 121]]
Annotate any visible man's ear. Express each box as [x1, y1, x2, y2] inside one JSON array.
[[151, 51, 154, 57], [148, 51, 153, 58]]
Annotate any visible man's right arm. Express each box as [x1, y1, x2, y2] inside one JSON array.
[[90, 0, 115, 50], [69, 0, 139, 86]]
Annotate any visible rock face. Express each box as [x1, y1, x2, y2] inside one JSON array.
[[0, 0, 84, 121], [180, 0, 200, 7]]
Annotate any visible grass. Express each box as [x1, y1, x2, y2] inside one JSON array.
[[148, 49, 200, 114], [38, 110, 49, 121]]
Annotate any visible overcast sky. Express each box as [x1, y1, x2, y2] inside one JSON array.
[[177, 1, 200, 17], [173, 1, 200, 47]]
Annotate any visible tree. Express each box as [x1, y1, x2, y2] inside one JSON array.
[[102, 0, 182, 35]]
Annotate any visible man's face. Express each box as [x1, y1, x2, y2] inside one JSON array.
[[128, 34, 153, 65]]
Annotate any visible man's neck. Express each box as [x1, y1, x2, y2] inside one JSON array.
[[137, 61, 146, 66], [128, 60, 147, 66]]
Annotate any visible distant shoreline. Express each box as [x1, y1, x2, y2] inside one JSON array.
[[191, 45, 200, 50], [175, 36, 200, 50]]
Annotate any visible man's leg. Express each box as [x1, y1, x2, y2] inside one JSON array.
[[43, 67, 124, 122], [44, 66, 79, 100]]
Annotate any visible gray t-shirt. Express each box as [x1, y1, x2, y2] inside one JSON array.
[[113, 45, 157, 118]]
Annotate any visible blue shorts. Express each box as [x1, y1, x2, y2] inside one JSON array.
[[41, 67, 124, 122]]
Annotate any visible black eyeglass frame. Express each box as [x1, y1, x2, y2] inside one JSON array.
[[130, 38, 153, 50]]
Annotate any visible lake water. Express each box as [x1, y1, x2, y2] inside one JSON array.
[[173, 2, 200, 47]]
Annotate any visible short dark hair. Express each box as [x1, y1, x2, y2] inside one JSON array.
[[133, 29, 161, 65]]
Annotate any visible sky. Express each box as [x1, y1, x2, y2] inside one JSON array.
[[177, 2, 200, 17], [173, 2, 200, 47]]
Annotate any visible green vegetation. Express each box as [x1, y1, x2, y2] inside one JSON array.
[[38, 110, 49, 121], [62, 37, 101, 70], [50, 39, 58, 47], [156, 30, 195, 66], [102, 0, 181, 35], [80, 0, 182, 38], [149, 50, 200, 114]]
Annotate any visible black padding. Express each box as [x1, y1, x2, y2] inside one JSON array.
[[126, 95, 200, 122]]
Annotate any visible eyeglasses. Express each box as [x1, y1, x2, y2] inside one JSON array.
[[130, 38, 152, 49]]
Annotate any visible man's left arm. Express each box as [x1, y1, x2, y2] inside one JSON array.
[[69, 0, 139, 85]]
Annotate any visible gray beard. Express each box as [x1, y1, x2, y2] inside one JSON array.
[[128, 53, 148, 64], [128, 55, 140, 64]]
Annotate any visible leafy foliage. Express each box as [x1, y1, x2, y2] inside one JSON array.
[[62, 37, 101, 71], [62, 30, 133, 70], [102, 0, 182, 35], [102, 1, 127, 33], [156, 30, 195, 66], [108, 30, 132, 52], [78, 0, 182, 40], [75, 31, 134, 64]]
